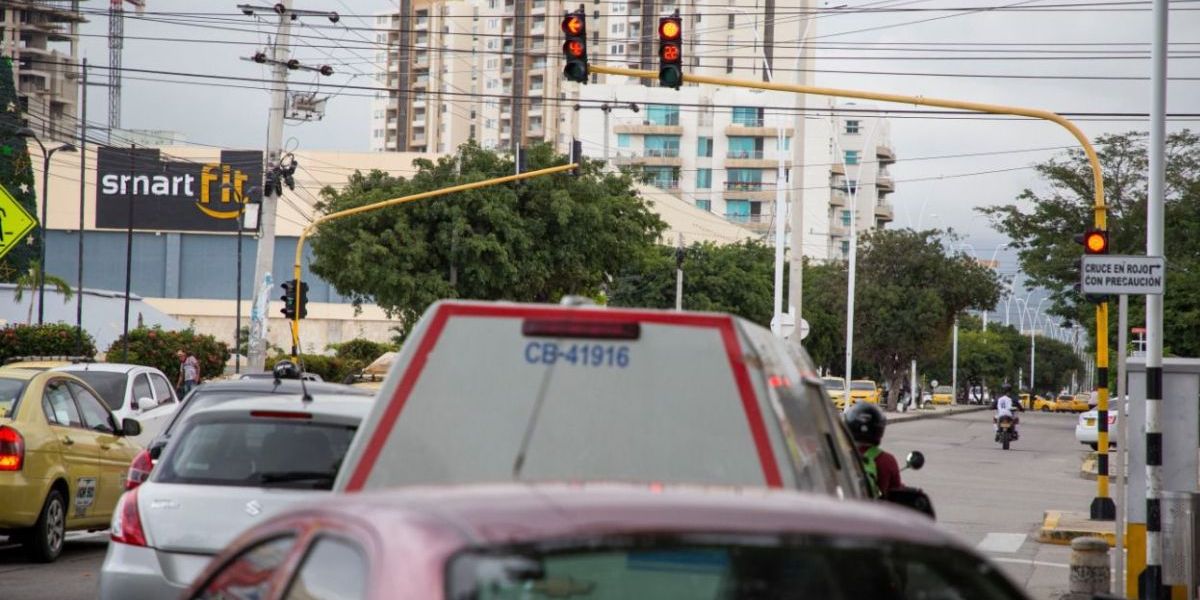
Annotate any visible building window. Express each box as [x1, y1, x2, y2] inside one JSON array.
[[845, 120, 861, 134], [845, 150, 860, 165], [726, 168, 763, 191], [726, 57, 734, 73], [728, 13, 736, 27], [841, 241, 850, 256], [731, 107, 763, 127], [727, 136, 760, 159], [617, 133, 631, 148], [646, 104, 680, 126], [846, 179, 858, 194], [644, 135, 681, 157], [777, 136, 791, 151], [726, 199, 750, 223], [696, 168, 712, 189], [643, 166, 679, 189], [841, 210, 852, 226], [697, 137, 713, 157], [696, 199, 711, 212]]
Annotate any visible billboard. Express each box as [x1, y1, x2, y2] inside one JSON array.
[[95, 147, 263, 232]]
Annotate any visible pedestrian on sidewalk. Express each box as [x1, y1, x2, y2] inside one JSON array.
[[176, 349, 201, 396]]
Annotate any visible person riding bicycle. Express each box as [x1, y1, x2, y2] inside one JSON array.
[[844, 402, 903, 499]]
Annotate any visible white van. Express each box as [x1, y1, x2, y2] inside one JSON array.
[[335, 301, 870, 499]]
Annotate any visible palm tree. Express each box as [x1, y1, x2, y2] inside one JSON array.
[[12, 260, 73, 325]]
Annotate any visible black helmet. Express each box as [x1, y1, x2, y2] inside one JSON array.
[[1002, 383, 1014, 395], [844, 402, 886, 446], [273, 359, 301, 380]]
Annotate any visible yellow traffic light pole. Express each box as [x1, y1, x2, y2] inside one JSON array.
[[286, 163, 578, 359], [586, 61, 1122, 578]]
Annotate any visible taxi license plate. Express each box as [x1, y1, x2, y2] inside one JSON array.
[[1086, 418, 1096, 427]]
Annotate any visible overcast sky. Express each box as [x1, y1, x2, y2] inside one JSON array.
[[74, 0, 1199, 300]]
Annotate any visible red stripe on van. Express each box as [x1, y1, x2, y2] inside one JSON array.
[[344, 303, 783, 490]]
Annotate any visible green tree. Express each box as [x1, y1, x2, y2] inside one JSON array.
[[309, 143, 665, 334], [0, 57, 39, 282], [854, 229, 1001, 409], [608, 241, 779, 326], [979, 131, 1200, 357], [12, 259, 72, 324]]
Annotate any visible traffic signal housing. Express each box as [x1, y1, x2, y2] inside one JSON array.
[[1073, 228, 1110, 304], [561, 11, 588, 83], [280, 281, 297, 319], [658, 14, 683, 89], [296, 280, 310, 319]]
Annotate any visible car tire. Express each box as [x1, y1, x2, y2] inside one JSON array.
[[25, 489, 67, 563], [1040, 406, 1050, 412]]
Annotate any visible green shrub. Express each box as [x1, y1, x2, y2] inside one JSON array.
[[0, 323, 97, 363], [105, 326, 229, 381], [326, 338, 393, 378]]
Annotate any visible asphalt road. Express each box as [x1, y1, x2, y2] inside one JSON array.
[[1, 409, 1092, 600], [889, 409, 1096, 600], [0, 532, 107, 600]]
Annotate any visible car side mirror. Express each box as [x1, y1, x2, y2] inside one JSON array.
[[906, 451, 925, 471], [121, 417, 142, 437]]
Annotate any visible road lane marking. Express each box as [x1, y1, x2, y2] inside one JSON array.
[[977, 533, 1027, 554], [990, 557, 1071, 569]]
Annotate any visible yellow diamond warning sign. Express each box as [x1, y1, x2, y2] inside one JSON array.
[[0, 184, 38, 261]]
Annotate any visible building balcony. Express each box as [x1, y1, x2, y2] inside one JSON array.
[[828, 223, 849, 238], [612, 149, 682, 167], [724, 123, 793, 138], [876, 144, 896, 164], [725, 154, 789, 169], [877, 175, 894, 192], [875, 202, 894, 222], [723, 182, 776, 201], [649, 179, 682, 191], [830, 190, 847, 207], [614, 122, 683, 135], [725, 213, 772, 232], [830, 163, 845, 176]]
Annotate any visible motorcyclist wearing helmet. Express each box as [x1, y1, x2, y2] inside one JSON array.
[[844, 402, 903, 499], [994, 383, 1023, 440]]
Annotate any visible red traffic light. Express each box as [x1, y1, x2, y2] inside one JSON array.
[[1084, 230, 1108, 254], [565, 39, 585, 58], [658, 17, 681, 40], [562, 15, 585, 36], [660, 44, 680, 63]]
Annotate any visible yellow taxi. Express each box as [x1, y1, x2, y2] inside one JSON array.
[[822, 377, 847, 409], [1, 356, 87, 371], [1027, 393, 1056, 412], [1055, 394, 1090, 413], [849, 380, 881, 405], [0, 367, 142, 562], [931, 385, 955, 405]]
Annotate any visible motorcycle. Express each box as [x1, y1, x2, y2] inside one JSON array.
[[884, 451, 936, 520], [996, 415, 1017, 450]]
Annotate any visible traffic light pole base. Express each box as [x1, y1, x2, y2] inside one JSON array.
[[1138, 565, 1169, 599], [1090, 497, 1116, 521]]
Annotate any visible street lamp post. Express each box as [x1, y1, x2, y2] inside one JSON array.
[[17, 128, 76, 325], [222, 184, 262, 375]]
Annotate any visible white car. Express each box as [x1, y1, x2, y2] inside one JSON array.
[[54, 363, 178, 445], [1075, 408, 1120, 449], [97, 392, 374, 600]]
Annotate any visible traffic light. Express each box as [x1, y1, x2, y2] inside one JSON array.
[[280, 280, 297, 319], [569, 138, 583, 177], [296, 280, 310, 319], [1073, 228, 1110, 304], [658, 13, 683, 89], [561, 10, 588, 83]]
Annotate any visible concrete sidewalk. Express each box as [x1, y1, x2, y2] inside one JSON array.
[[1037, 509, 1116, 546], [889, 403, 990, 423]]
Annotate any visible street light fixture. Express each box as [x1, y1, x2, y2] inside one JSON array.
[[17, 127, 76, 325], [222, 183, 262, 375]]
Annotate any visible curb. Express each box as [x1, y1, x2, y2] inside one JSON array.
[[890, 405, 989, 424], [1037, 510, 1116, 547]]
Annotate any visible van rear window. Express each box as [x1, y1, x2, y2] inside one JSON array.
[[349, 312, 777, 490]]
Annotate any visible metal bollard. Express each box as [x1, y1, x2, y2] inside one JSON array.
[[1068, 536, 1112, 596]]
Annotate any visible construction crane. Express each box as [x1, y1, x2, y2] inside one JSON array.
[[109, 0, 145, 143]]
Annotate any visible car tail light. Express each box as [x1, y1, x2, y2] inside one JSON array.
[[125, 449, 153, 491], [0, 426, 23, 471], [1109, 415, 1117, 425], [522, 319, 641, 340], [250, 410, 313, 419], [111, 487, 147, 547]]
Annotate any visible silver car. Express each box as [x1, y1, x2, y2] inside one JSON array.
[[97, 392, 373, 599]]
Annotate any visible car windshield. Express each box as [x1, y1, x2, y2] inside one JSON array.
[[851, 381, 875, 391], [822, 378, 844, 389], [67, 371, 128, 410], [935, 386, 953, 394], [449, 537, 1022, 600], [0, 377, 27, 418], [156, 419, 357, 489]]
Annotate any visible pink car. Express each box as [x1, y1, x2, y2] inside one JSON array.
[[185, 483, 1026, 599]]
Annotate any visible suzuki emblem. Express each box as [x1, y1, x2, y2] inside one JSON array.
[[244, 500, 263, 516]]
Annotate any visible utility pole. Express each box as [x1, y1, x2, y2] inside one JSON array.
[[245, 0, 294, 370]]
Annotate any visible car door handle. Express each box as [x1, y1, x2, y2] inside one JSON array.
[[61, 436, 74, 446]]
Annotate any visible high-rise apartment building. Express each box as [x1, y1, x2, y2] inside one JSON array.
[[368, 0, 896, 262], [0, 1, 82, 142]]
